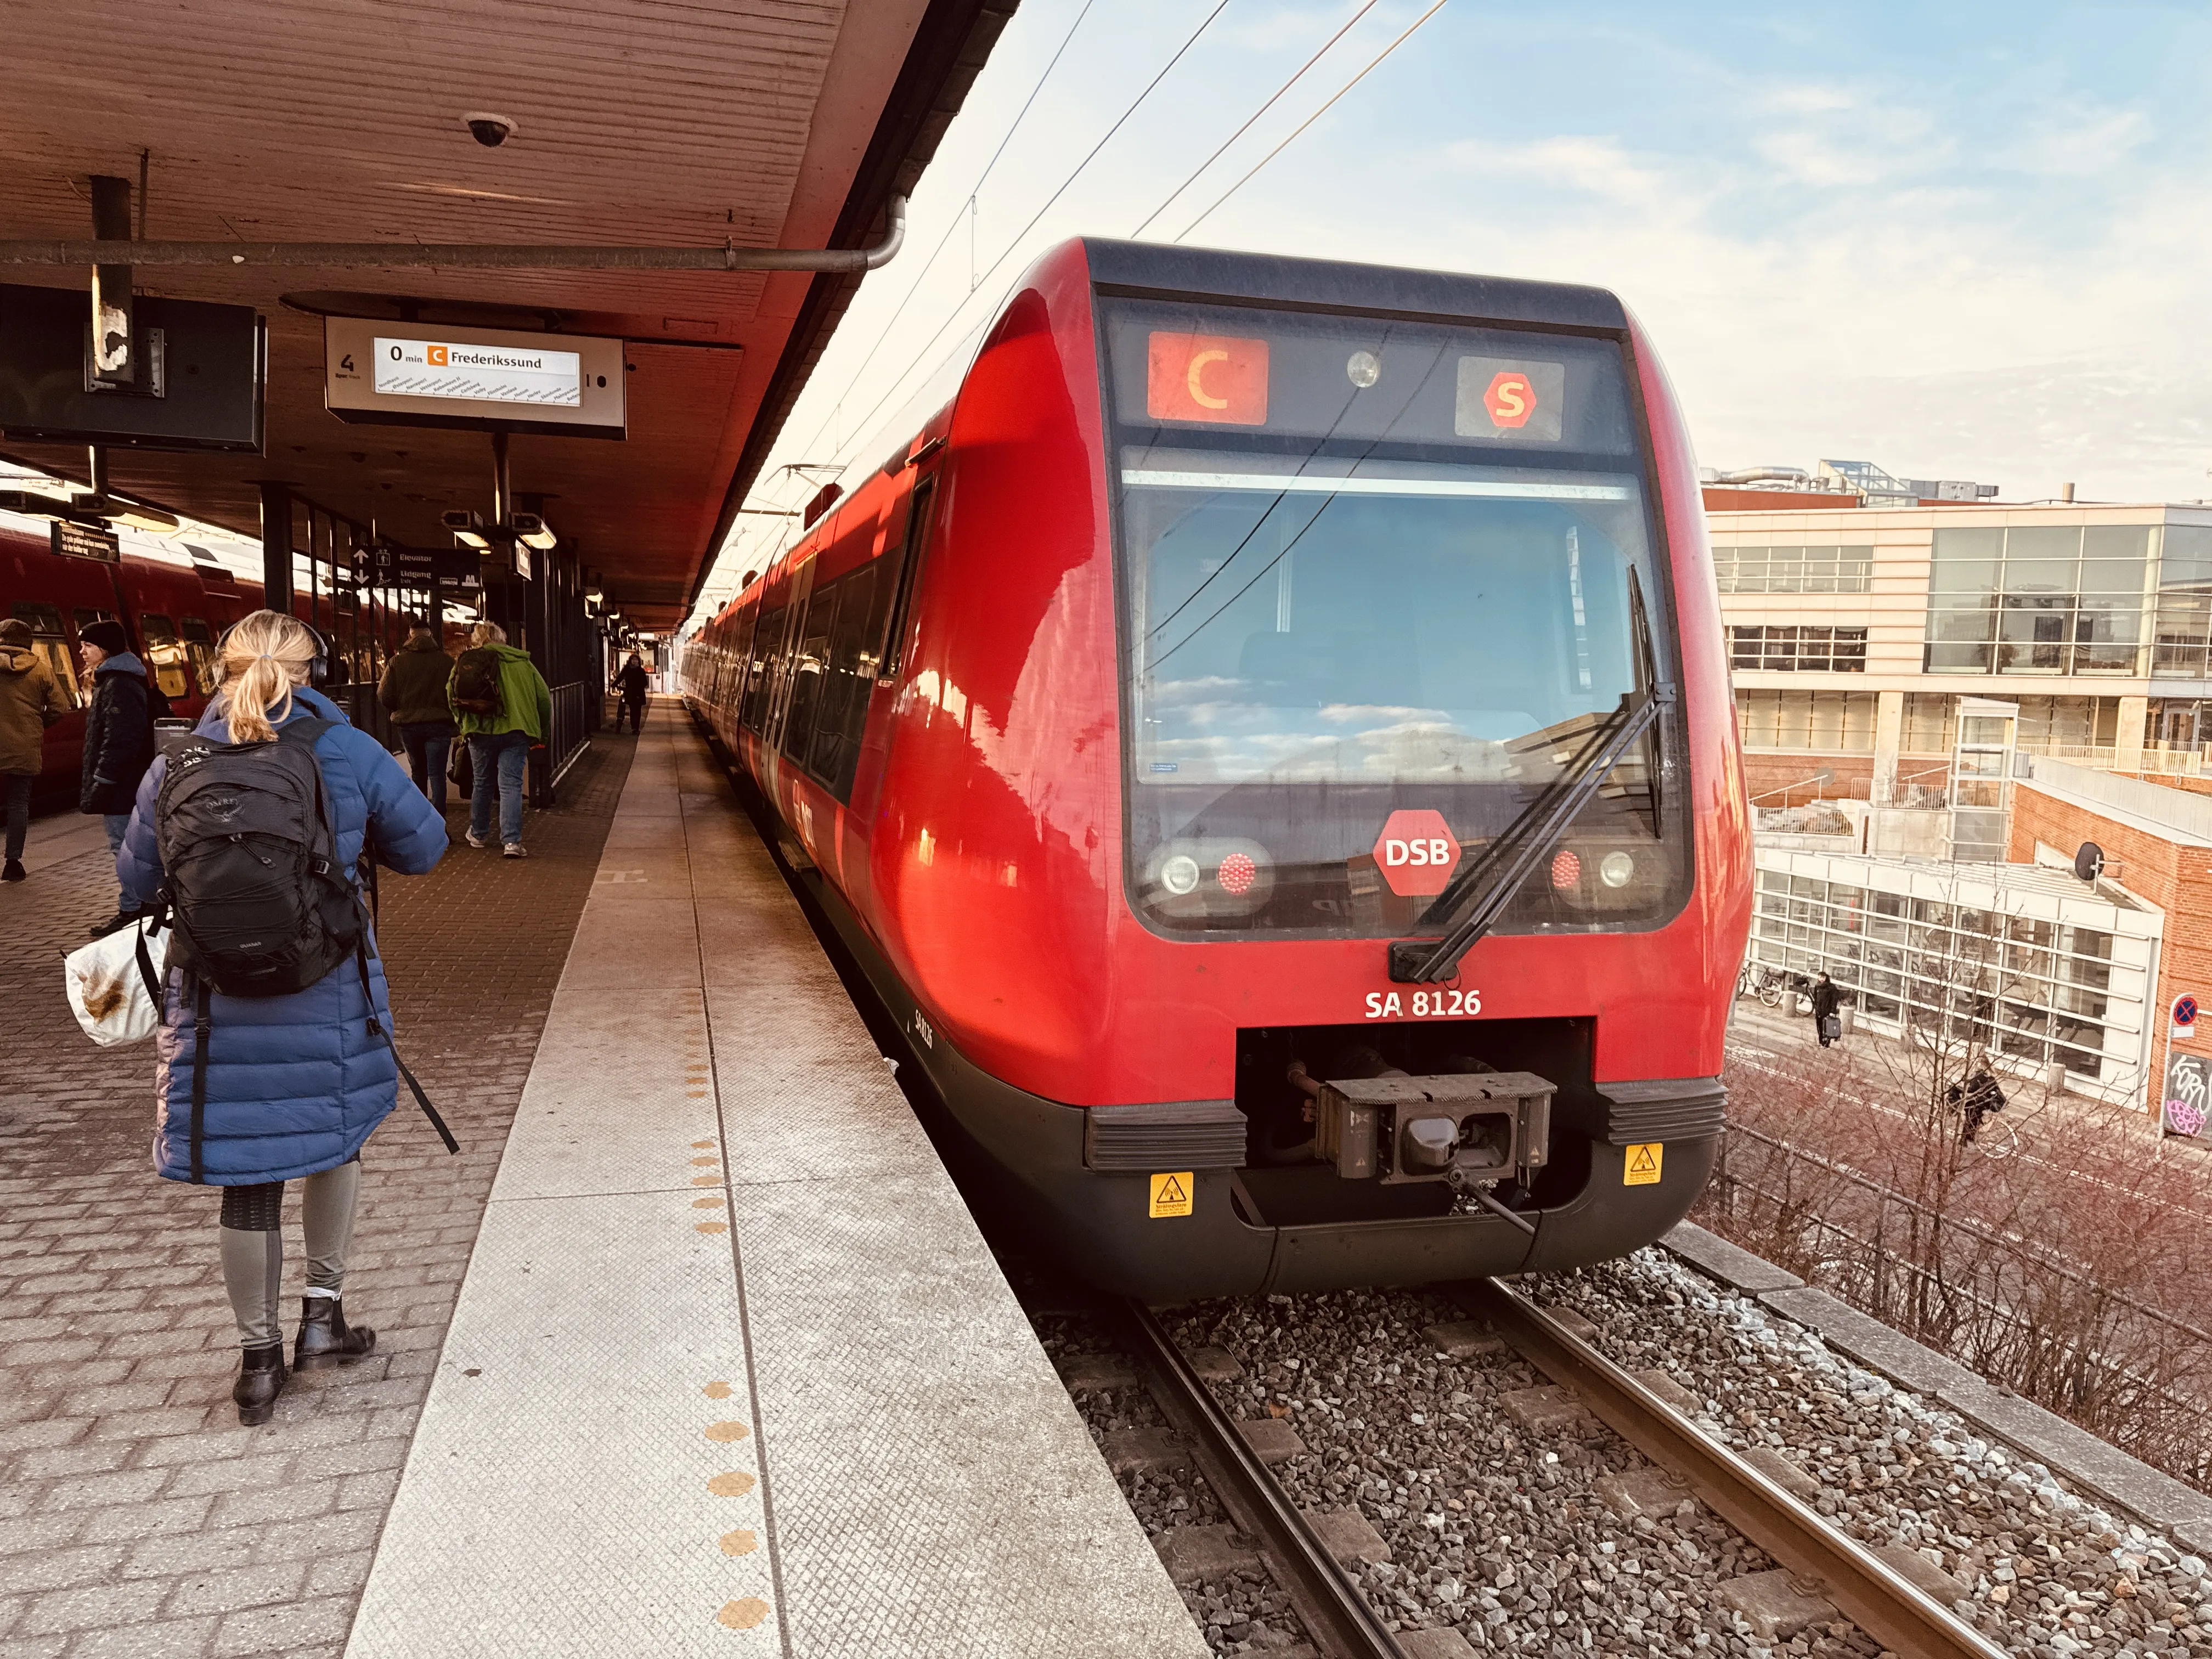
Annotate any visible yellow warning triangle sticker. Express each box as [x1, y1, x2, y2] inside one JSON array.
[[1627, 1146, 1656, 1173], [1149, 1171, 1195, 1217], [1623, 1142, 1662, 1186], [1156, 1175, 1187, 1204]]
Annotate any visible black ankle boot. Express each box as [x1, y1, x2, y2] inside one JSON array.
[[294, 1295, 376, 1370], [233, 1344, 289, 1425]]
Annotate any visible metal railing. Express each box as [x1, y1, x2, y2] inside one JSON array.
[[530, 682, 603, 806]]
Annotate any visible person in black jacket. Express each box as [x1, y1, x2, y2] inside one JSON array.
[[77, 619, 157, 936], [612, 652, 649, 734], [1809, 972, 1842, 1047]]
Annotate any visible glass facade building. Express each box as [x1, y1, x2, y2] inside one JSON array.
[[1922, 524, 2152, 676]]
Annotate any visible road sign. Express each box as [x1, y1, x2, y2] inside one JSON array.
[[2174, 994, 2199, 1042], [1372, 809, 1462, 898]]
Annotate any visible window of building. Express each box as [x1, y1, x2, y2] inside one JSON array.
[[1733, 689, 1879, 752], [1715, 545, 1873, 595], [1747, 872, 2119, 1078], [1728, 625, 1866, 672], [2153, 523, 2212, 680], [1923, 524, 2148, 676]]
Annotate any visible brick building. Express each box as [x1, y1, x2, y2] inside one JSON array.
[[2007, 759, 2212, 1124]]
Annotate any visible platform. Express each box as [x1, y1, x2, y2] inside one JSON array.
[[0, 704, 1200, 1658]]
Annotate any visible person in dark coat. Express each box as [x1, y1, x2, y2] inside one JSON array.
[[117, 610, 447, 1424], [0, 616, 71, 882], [1809, 972, 1842, 1046], [377, 615, 458, 811], [612, 652, 650, 735], [78, 619, 157, 935]]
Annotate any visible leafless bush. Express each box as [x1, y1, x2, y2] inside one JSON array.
[[1700, 1040, 2212, 1491]]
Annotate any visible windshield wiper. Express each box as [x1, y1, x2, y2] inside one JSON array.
[[1386, 685, 1674, 985]]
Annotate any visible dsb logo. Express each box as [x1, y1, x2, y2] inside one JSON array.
[[1371, 809, 1462, 897]]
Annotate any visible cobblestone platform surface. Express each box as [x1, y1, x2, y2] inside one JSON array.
[[0, 713, 635, 1659]]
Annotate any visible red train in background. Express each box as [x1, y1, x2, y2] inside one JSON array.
[[1, 518, 417, 806], [682, 238, 1753, 1299]]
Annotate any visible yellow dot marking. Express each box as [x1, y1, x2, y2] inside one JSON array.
[[688, 1091, 710, 1099], [719, 1528, 758, 1556], [696, 1221, 729, 1234], [691, 1139, 715, 1149], [692, 1176, 721, 1187], [691, 1156, 720, 1167], [708, 1470, 756, 1497], [717, 1597, 770, 1630], [703, 1380, 732, 1399], [692, 1196, 723, 1209], [704, 1420, 751, 1442]]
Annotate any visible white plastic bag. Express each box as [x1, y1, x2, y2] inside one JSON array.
[[64, 918, 170, 1047]]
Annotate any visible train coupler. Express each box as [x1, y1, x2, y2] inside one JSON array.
[[1312, 1070, 1554, 1187]]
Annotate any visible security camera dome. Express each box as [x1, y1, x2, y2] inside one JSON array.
[[463, 112, 517, 148]]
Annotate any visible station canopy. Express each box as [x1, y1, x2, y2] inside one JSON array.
[[0, 0, 1014, 628]]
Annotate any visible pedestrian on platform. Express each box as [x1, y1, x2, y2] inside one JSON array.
[[0, 617, 70, 883], [116, 610, 447, 1424], [379, 614, 458, 812], [612, 651, 649, 735], [78, 618, 158, 935], [1809, 972, 1842, 1047], [450, 620, 552, 859]]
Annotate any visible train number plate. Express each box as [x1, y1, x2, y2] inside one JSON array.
[[1363, 989, 1482, 1020]]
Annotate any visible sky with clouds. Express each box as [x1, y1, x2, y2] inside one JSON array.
[[699, 0, 2211, 616]]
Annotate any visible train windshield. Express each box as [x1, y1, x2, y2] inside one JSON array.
[[1101, 295, 1691, 940]]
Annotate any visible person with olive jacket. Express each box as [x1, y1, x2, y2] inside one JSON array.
[[0, 617, 71, 882], [377, 616, 458, 811], [77, 619, 158, 934]]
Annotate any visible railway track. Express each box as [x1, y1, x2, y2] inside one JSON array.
[[1062, 1281, 2012, 1659]]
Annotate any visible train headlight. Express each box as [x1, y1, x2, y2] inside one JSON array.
[[1599, 851, 1635, 889], [1161, 854, 1201, 896]]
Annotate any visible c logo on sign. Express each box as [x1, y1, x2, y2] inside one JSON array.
[[1186, 349, 1230, 410]]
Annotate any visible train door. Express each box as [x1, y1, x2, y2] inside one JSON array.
[[848, 467, 942, 839], [8, 600, 86, 800]]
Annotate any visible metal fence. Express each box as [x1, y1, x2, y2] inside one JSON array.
[[326, 678, 602, 808], [1702, 1124, 2212, 1480]]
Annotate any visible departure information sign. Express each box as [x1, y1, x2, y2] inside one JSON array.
[[373, 337, 582, 407], [324, 317, 627, 439]]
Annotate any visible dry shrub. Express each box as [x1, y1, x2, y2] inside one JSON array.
[[1699, 1036, 2212, 1491]]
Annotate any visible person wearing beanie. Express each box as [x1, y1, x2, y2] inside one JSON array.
[[0, 616, 71, 882], [77, 618, 157, 934]]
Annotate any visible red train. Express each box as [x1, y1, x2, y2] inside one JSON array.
[[0, 517, 420, 806], [682, 238, 1753, 1298]]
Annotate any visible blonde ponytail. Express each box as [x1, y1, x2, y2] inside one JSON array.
[[215, 611, 317, 743]]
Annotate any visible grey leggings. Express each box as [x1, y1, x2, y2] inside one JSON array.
[[216, 1160, 361, 1350]]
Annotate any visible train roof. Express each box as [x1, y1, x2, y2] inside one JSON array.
[[1079, 238, 1629, 337]]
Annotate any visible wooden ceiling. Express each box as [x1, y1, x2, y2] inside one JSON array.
[[0, 0, 1014, 626]]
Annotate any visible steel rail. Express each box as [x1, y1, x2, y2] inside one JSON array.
[[1451, 1277, 2008, 1659], [1118, 1300, 1409, 1659], [0, 199, 907, 274]]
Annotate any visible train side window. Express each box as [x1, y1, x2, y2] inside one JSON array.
[[781, 582, 840, 770], [740, 606, 784, 735], [727, 606, 758, 715], [812, 562, 890, 801], [179, 618, 219, 695], [138, 614, 193, 700], [877, 477, 938, 680], [10, 602, 82, 709]]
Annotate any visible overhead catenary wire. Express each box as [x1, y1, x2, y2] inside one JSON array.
[[1128, 0, 1381, 239], [816, 0, 1235, 473], [1176, 0, 1451, 241], [777, 0, 1102, 481]]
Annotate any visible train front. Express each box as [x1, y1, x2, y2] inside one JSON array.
[[882, 239, 1751, 1299]]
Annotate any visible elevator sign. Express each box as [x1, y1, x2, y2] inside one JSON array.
[[1373, 809, 1462, 897]]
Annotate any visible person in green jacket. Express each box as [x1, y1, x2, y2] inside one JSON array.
[[450, 620, 554, 858]]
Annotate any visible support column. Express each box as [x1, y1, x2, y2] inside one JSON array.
[[259, 483, 292, 614], [2117, 695, 2148, 774], [1871, 690, 1905, 806]]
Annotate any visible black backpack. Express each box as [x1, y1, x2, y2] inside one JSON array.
[[451, 647, 505, 718], [150, 719, 455, 1177]]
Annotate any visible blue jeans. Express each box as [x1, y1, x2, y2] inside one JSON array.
[[397, 721, 455, 813], [104, 812, 139, 909], [3, 772, 30, 862], [467, 731, 532, 847]]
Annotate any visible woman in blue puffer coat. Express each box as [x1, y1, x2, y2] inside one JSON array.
[[117, 610, 447, 1424]]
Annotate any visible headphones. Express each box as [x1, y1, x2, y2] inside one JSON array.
[[212, 615, 334, 688]]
